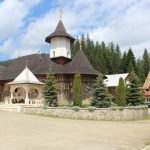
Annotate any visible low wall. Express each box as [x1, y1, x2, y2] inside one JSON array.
[[22, 106, 148, 121], [0, 104, 23, 112]]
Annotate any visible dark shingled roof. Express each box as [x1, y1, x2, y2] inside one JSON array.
[[0, 66, 6, 80], [45, 20, 75, 43], [0, 50, 98, 81]]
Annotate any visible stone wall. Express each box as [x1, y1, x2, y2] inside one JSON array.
[[22, 106, 148, 121]]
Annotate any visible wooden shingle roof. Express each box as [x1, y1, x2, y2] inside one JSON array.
[[45, 20, 75, 43], [0, 50, 98, 81]]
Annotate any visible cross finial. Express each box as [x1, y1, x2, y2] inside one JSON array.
[[58, 8, 63, 19]]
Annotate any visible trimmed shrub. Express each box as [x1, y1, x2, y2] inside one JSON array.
[[73, 74, 82, 107]]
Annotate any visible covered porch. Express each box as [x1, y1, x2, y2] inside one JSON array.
[[6, 66, 44, 105]]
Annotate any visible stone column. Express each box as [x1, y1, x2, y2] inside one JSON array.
[[10, 88, 13, 104], [25, 86, 29, 105]]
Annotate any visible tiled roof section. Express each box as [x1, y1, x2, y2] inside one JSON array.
[[45, 20, 75, 43], [0, 66, 6, 80], [0, 50, 98, 81], [60, 49, 98, 75], [34, 50, 98, 75], [2, 54, 44, 80], [143, 72, 150, 89]]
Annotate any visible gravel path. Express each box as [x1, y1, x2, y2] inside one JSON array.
[[0, 110, 150, 150]]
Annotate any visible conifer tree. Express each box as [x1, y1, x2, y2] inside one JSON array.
[[73, 74, 82, 107], [142, 48, 150, 79], [115, 77, 127, 106], [127, 72, 145, 106], [120, 52, 127, 73], [91, 74, 111, 108], [43, 71, 58, 107], [126, 48, 136, 72]]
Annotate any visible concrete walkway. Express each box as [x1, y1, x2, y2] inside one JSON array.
[[0, 110, 150, 150]]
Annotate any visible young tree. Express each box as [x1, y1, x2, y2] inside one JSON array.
[[127, 72, 145, 106], [91, 74, 111, 108], [43, 71, 58, 107], [115, 77, 127, 106], [73, 74, 82, 107]]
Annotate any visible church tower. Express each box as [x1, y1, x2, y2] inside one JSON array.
[[45, 19, 75, 63]]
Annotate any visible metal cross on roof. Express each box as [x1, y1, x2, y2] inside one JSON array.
[[58, 8, 63, 19]]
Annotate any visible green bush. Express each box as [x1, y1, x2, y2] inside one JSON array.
[[88, 106, 96, 112], [72, 106, 81, 112], [73, 74, 82, 107], [115, 77, 127, 106]]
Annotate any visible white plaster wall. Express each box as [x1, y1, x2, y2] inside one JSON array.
[[50, 37, 71, 58]]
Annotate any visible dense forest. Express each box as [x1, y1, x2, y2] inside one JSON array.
[[0, 34, 149, 84], [71, 34, 150, 84]]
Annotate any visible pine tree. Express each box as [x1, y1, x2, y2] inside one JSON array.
[[120, 52, 127, 73], [142, 48, 150, 79], [91, 74, 111, 108], [73, 74, 82, 107], [115, 77, 127, 106], [127, 72, 145, 106], [126, 48, 136, 72], [43, 71, 58, 107]]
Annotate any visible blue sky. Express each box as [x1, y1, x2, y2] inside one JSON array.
[[0, 0, 150, 61]]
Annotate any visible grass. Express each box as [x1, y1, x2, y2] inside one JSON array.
[[144, 115, 150, 120], [144, 141, 150, 146]]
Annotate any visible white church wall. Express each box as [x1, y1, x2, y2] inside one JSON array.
[[50, 37, 71, 58]]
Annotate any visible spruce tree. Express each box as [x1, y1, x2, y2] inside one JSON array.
[[73, 74, 82, 107], [91, 74, 111, 108], [115, 77, 127, 106], [142, 48, 150, 79], [43, 71, 58, 107], [127, 72, 145, 106]]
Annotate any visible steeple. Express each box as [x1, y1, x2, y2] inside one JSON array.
[[45, 20, 75, 43], [45, 19, 75, 59]]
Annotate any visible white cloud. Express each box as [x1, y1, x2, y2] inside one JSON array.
[[0, 0, 150, 60], [0, 0, 41, 41]]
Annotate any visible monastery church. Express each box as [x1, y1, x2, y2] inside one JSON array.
[[0, 19, 98, 105]]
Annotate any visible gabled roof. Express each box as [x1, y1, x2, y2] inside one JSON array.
[[7, 66, 44, 85], [45, 20, 75, 43], [104, 73, 129, 87], [143, 72, 150, 89]]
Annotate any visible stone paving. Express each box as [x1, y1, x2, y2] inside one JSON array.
[[0, 110, 150, 150]]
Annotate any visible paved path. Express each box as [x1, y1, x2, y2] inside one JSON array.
[[0, 110, 150, 150]]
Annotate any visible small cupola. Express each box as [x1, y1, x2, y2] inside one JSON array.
[[45, 19, 75, 59]]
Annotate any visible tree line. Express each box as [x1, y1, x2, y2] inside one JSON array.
[[71, 34, 150, 84]]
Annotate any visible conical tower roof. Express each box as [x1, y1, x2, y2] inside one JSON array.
[[54, 49, 98, 75], [7, 66, 44, 85], [45, 20, 75, 43], [68, 49, 98, 74]]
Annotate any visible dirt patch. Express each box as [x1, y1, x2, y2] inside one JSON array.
[[0, 110, 150, 150]]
